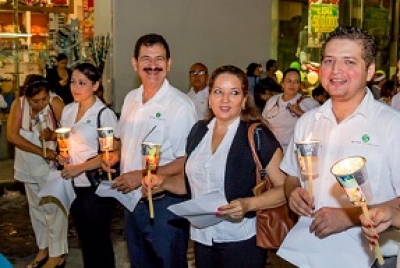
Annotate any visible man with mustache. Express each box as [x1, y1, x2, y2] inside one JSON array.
[[105, 33, 197, 268]]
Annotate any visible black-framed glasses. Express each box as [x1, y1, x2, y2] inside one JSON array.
[[189, 70, 207, 76]]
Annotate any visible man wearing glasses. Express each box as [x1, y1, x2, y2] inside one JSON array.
[[187, 62, 209, 120]]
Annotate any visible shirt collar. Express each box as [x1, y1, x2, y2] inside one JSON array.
[[207, 116, 241, 131], [315, 88, 374, 122], [190, 86, 209, 96], [135, 79, 171, 106]]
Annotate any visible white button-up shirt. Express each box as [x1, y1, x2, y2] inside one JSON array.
[[186, 117, 256, 246], [278, 89, 400, 268], [187, 86, 209, 121], [116, 79, 197, 174], [61, 98, 118, 187]]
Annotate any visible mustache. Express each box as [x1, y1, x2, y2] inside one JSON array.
[[143, 67, 163, 72]]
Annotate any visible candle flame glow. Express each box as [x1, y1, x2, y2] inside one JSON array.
[[305, 133, 313, 142]]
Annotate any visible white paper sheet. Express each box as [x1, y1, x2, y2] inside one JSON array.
[[95, 181, 142, 212], [38, 170, 76, 214], [168, 191, 228, 228]]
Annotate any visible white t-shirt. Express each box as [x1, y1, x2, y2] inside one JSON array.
[[61, 97, 118, 187], [262, 93, 319, 153], [116, 79, 197, 174], [278, 89, 400, 268], [187, 86, 209, 121], [186, 117, 255, 245]]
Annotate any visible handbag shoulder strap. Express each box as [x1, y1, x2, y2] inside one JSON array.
[[96, 106, 108, 153], [97, 106, 108, 128], [248, 123, 273, 189]]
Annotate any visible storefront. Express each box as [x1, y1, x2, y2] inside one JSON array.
[[0, 0, 103, 100], [276, 0, 399, 83]]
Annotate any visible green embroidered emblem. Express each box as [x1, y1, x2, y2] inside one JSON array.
[[156, 112, 161, 118], [362, 134, 370, 143], [86, 119, 91, 124]]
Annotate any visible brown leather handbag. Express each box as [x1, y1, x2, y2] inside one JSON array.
[[248, 123, 297, 249]]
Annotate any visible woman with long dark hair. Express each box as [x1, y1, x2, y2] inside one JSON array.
[[57, 63, 118, 268], [261, 68, 319, 153], [46, 53, 73, 104]]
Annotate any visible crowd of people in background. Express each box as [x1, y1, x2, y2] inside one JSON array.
[[2, 26, 400, 268]]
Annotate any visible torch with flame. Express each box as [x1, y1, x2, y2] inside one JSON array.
[[331, 156, 384, 265], [141, 142, 161, 219], [295, 133, 319, 198]]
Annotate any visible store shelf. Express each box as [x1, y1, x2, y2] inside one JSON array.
[[0, 2, 74, 14]]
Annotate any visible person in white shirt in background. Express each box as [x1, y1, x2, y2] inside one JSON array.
[[187, 62, 209, 120], [390, 59, 400, 110], [279, 26, 400, 268], [262, 68, 320, 153]]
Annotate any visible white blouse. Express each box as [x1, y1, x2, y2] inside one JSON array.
[[60, 97, 118, 187], [186, 117, 256, 246]]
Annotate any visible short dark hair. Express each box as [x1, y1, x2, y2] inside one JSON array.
[[312, 85, 326, 98], [190, 62, 208, 74], [73, 63, 101, 83], [56, 53, 68, 62], [134, 34, 170, 60], [266, 59, 277, 71], [23, 74, 49, 98], [246, 63, 260, 76], [208, 65, 262, 122], [282, 68, 301, 82], [321, 26, 376, 68], [380, 80, 396, 98]]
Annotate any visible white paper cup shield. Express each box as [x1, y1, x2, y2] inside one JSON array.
[[97, 127, 114, 151]]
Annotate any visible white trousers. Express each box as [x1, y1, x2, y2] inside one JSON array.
[[25, 182, 69, 257]]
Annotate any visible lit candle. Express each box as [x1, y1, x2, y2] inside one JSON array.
[[141, 142, 161, 219], [55, 128, 71, 161], [98, 127, 114, 182], [295, 139, 319, 198]]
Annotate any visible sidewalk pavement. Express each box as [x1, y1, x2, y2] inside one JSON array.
[[0, 158, 293, 268]]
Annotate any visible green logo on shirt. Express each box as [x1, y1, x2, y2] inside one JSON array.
[[156, 112, 161, 118], [362, 134, 370, 143], [86, 119, 91, 124]]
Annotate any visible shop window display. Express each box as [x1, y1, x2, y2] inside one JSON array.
[[277, 0, 396, 93]]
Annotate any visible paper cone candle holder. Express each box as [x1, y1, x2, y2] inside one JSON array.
[[98, 127, 114, 181], [331, 156, 369, 206], [97, 127, 114, 152], [141, 142, 161, 219], [331, 156, 384, 265], [141, 142, 161, 171], [55, 128, 71, 154], [295, 140, 319, 197]]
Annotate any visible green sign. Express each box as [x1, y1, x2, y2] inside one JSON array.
[[308, 4, 339, 47]]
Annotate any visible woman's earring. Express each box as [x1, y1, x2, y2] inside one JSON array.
[[242, 104, 245, 110]]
